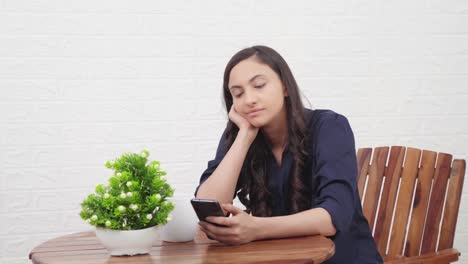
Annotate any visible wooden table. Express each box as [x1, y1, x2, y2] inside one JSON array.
[[29, 230, 335, 264]]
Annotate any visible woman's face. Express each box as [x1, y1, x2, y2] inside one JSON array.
[[228, 57, 288, 128]]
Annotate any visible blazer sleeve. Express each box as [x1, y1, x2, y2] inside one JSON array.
[[312, 112, 358, 234]]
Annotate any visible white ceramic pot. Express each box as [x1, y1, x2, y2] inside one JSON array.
[[161, 195, 198, 242], [95, 225, 160, 256]]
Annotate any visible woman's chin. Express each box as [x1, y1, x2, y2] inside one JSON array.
[[248, 119, 264, 128]]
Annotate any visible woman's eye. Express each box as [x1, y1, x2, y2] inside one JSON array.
[[234, 93, 243, 98], [255, 83, 266, 89]]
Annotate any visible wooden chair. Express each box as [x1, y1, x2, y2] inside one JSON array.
[[357, 146, 465, 264]]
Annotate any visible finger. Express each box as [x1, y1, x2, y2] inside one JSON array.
[[205, 216, 234, 227], [200, 225, 237, 243], [199, 223, 241, 245], [200, 221, 233, 236], [229, 106, 237, 117], [229, 111, 240, 122], [198, 224, 217, 240], [228, 106, 246, 124], [230, 105, 238, 113], [216, 235, 242, 246], [222, 204, 244, 215]]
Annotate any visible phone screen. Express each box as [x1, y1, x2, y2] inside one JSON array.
[[190, 198, 226, 222]]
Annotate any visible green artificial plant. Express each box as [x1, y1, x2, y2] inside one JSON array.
[[80, 149, 174, 230]]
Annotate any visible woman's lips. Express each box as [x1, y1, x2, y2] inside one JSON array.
[[247, 109, 264, 118]]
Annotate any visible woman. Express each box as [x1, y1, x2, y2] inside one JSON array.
[[194, 45, 382, 263]]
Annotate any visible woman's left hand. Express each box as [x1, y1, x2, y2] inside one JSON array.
[[198, 204, 258, 246]]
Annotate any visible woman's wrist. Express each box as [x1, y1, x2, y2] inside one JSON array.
[[237, 129, 256, 145], [252, 216, 265, 241]]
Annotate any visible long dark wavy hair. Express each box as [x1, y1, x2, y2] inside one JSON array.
[[222, 45, 311, 217]]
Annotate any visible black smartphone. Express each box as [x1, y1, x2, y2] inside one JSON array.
[[190, 198, 226, 222]]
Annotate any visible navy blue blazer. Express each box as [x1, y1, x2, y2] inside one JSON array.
[[195, 109, 383, 263]]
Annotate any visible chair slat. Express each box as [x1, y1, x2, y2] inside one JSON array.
[[373, 146, 405, 257], [357, 148, 372, 201], [421, 153, 453, 254], [387, 147, 420, 257], [362, 147, 389, 231], [405, 150, 437, 257], [438, 159, 466, 251]]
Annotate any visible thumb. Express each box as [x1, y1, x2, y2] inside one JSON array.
[[222, 204, 244, 216]]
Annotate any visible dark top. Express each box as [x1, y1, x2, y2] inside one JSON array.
[[195, 109, 383, 264]]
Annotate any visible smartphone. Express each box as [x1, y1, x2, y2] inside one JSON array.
[[190, 198, 226, 222]]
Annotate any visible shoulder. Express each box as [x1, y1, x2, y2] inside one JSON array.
[[304, 109, 356, 162], [304, 108, 351, 134]]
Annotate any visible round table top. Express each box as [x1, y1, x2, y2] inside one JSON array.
[[29, 229, 335, 264]]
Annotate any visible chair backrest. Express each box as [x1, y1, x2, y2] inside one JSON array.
[[357, 146, 465, 260]]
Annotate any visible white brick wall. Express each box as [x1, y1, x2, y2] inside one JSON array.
[[1, 0, 467, 263]]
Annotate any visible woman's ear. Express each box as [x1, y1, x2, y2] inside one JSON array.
[[283, 86, 288, 97]]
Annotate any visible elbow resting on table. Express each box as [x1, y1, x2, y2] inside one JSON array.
[[315, 207, 337, 237], [321, 225, 337, 237]]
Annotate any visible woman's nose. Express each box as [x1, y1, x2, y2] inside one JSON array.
[[244, 90, 257, 105]]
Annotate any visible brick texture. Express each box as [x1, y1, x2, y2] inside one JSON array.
[[1, 0, 467, 263]]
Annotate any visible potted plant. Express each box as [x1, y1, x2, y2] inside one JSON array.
[[79, 149, 175, 256]]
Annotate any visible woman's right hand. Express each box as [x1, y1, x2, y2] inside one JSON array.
[[228, 106, 259, 143]]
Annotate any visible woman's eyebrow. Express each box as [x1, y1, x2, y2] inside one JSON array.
[[229, 74, 266, 90]]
